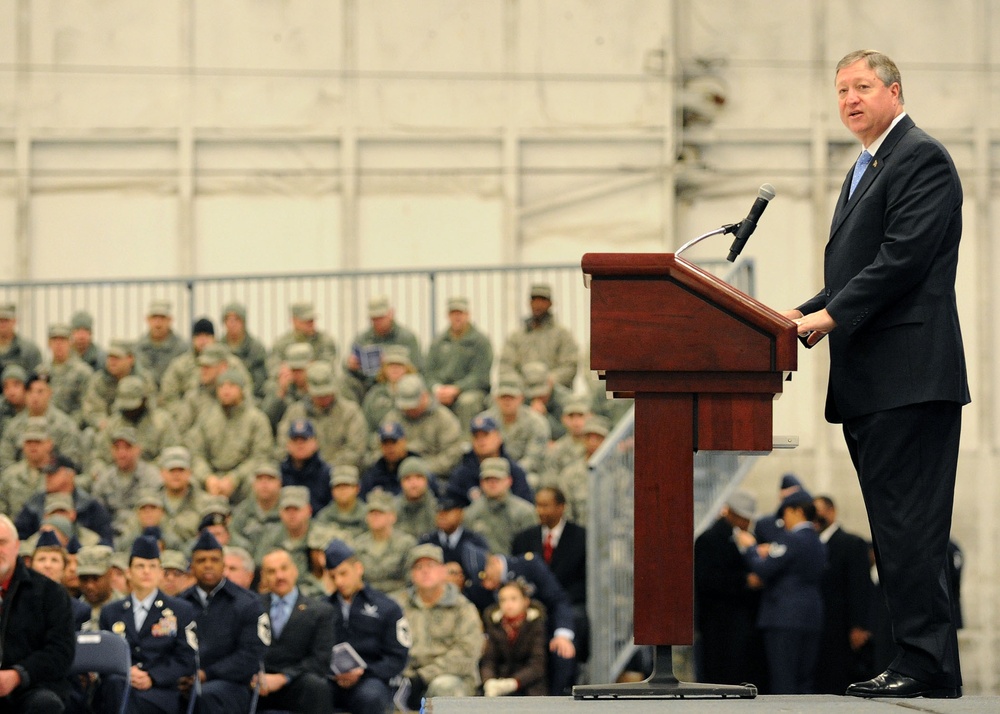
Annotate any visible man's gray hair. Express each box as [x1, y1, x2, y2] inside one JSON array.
[[835, 49, 904, 105], [223, 546, 255, 573], [0, 514, 17, 541]]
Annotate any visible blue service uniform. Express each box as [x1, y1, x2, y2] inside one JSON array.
[[98, 590, 197, 714], [328, 584, 410, 713], [743, 522, 826, 694], [179, 579, 267, 714]]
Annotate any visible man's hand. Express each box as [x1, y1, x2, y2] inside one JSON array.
[[434, 385, 460, 406], [334, 667, 364, 689], [0, 669, 21, 697], [784, 308, 837, 346], [549, 635, 576, 659], [253, 672, 288, 695], [734, 530, 756, 550], [205, 474, 237, 498], [130, 666, 153, 691], [746, 573, 763, 590]]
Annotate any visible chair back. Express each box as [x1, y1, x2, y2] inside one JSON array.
[[70, 631, 131, 677]]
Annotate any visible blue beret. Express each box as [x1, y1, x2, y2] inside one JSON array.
[[192, 530, 223, 553], [324, 539, 356, 570], [780, 473, 803, 490], [130, 535, 160, 562], [35, 529, 63, 550]]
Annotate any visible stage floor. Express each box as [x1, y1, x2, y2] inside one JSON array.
[[427, 695, 998, 713]]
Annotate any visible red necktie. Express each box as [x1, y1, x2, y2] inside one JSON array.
[[543, 532, 554, 564]]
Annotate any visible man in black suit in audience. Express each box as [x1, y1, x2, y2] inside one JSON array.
[[255, 548, 336, 714], [416, 494, 488, 581], [512, 486, 588, 660], [813, 495, 875, 694]]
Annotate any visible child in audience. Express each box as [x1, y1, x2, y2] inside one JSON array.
[[480, 580, 548, 696]]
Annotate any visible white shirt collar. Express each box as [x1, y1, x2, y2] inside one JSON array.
[[864, 111, 907, 156], [819, 522, 841, 544]]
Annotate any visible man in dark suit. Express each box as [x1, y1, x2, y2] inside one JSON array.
[[787, 50, 968, 699], [98, 535, 197, 714], [511, 486, 588, 661], [813, 495, 875, 694], [178, 531, 267, 714], [416, 494, 489, 578], [694, 489, 764, 687], [255, 548, 335, 714]]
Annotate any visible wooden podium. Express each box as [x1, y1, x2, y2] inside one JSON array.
[[573, 253, 797, 699]]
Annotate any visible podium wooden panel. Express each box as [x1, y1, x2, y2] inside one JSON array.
[[575, 253, 796, 699]]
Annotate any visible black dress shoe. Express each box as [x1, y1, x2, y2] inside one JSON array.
[[846, 670, 962, 699]]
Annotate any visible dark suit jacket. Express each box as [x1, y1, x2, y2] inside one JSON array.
[[417, 527, 489, 577], [511, 522, 586, 607], [261, 591, 336, 681], [798, 115, 970, 422], [99, 589, 197, 712]]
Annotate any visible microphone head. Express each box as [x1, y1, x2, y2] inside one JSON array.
[[758, 183, 776, 201]]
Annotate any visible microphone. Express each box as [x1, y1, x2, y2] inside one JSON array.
[[726, 183, 776, 262]]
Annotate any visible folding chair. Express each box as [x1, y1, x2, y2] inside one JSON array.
[[69, 631, 131, 714]]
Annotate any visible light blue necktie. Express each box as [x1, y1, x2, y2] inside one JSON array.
[[271, 597, 289, 639], [134, 602, 148, 631], [849, 150, 873, 198]]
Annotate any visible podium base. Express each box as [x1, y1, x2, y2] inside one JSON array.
[[573, 646, 758, 700]]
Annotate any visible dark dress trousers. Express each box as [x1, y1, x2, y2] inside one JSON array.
[[259, 591, 336, 714], [798, 115, 969, 689], [98, 590, 197, 714]]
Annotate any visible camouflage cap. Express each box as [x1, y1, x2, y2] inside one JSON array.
[[161, 549, 189, 572], [48, 323, 71, 339], [479, 457, 510, 480], [285, 343, 314, 369], [109, 425, 139, 445], [107, 339, 134, 358], [395, 374, 426, 410], [199, 496, 231, 519], [41, 516, 73, 539], [368, 295, 391, 318], [381, 345, 412, 367], [20, 417, 50, 444], [496, 375, 524, 397], [218, 368, 246, 388], [562, 396, 591, 416], [529, 283, 552, 301], [0, 303, 15, 320], [407, 543, 444, 569], [109, 552, 129, 572], [330, 465, 360, 487], [1, 365, 26, 384], [253, 462, 281, 479], [306, 362, 337, 397], [70, 310, 93, 331], [279, 485, 311, 510], [147, 299, 172, 317], [159, 446, 191, 471], [583, 415, 611, 437], [44, 492, 75, 514], [196, 343, 228, 366], [113, 375, 146, 411], [447, 296, 470, 313], [77, 544, 114, 576], [291, 302, 316, 321], [306, 525, 338, 551], [365, 488, 397, 514], [136, 491, 164, 509], [397, 456, 429, 480]]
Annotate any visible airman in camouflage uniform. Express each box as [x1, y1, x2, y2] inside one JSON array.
[[229, 462, 283, 545], [540, 396, 591, 485], [44, 323, 93, 428], [343, 296, 423, 403], [394, 456, 439, 540], [70, 310, 106, 372], [425, 296, 494, 430], [276, 362, 368, 468], [352, 489, 417, 595], [463, 458, 538, 555], [482, 375, 552, 486], [314, 465, 368, 539], [0, 365, 27, 437], [554, 415, 609, 525], [187, 369, 273, 505], [158, 317, 219, 409], [0, 372, 83, 471], [0, 302, 42, 376], [361, 346, 417, 433], [89, 375, 182, 476], [499, 283, 579, 389], [269, 302, 339, 375], [393, 543, 484, 698], [521, 360, 572, 441], [134, 299, 188, 387], [135, 447, 208, 547], [90, 426, 163, 539], [220, 302, 269, 400], [0, 418, 52, 517], [380, 375, 465, 476], [260, 342, 314, 431], [81, 340, 156, 432]]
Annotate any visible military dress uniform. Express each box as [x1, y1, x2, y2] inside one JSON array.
[[178, 577, 268, 714], [98, 589, 197, 713], [328, 583, 411, 713]]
